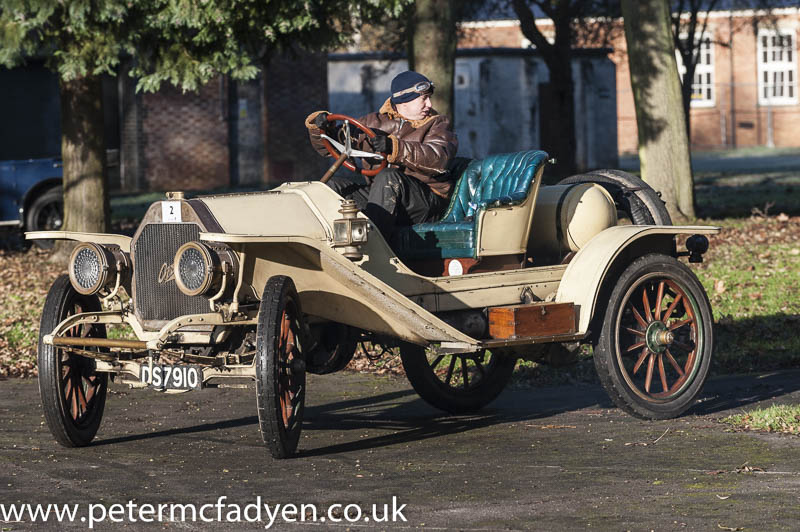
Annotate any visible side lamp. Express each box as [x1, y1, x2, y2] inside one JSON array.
[[686, 234, 709, 263], [332, 199, 369, 261]]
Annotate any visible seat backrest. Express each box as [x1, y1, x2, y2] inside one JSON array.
[[440, 150, 548, 222]]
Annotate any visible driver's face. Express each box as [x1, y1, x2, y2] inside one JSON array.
[[396, 94, 432, 121]]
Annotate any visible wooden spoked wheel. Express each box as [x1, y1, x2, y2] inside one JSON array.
[[38, 275, 108, 447]]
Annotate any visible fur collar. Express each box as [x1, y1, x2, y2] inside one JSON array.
[[379, 98, 438, 128]]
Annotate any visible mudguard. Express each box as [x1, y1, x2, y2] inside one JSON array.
[[556, 225, 719, 334]]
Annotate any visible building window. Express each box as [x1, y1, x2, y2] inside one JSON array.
[[676, 34, 715, 108], [757, 29, 797, 105]]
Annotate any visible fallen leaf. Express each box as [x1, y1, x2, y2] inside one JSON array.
[[777, 213, 789, 222], [714, 279, 726, 294], [717, 524, 743, 531]]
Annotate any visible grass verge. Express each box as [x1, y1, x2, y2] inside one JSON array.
[[723, 404, 800, 435]]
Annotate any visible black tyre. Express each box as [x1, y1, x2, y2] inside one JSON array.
[[558, 169, 671, 226], [400, 346, 516, 414], [38, 275, 108, 447], [255, 276, 306, 458], [25, 187, 63, 250], [593, 254, 713, 419]]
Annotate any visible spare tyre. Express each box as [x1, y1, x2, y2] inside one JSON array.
[[558, 169, 671, 226]]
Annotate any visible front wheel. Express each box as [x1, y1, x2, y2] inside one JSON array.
[[38, 275, 108, 447], [255, 276, 306, 458], [593, 254, 713, 419], [400, 346, 516, 414]]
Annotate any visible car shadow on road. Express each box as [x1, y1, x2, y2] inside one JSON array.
[[691, 369, 800, 416], [87, 370, 800, 452], [92, 415, 260, 447], [296, 385, 612, 458]]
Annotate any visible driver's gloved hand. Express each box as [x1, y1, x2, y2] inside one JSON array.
[[313, 112, 335, 135], [369, 129, 391, 154]]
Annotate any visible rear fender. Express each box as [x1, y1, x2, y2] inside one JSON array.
[[556, 225, 719, 336]]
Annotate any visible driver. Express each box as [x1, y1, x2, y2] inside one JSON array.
[[305, 71, 458, 241]]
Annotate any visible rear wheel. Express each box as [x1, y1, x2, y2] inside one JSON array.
[[400, 346, 516, 414], [38, 275, 108, 447], [255, 276, 306, 458], [306, 322, 356, 375], [26, 187, 63, 250], [558, 170, 671, 226], [593, 254, 713, 419]]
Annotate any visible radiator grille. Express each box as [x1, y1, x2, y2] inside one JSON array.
[[133, 223, 208, 322]]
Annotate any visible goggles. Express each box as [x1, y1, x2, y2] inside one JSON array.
[[392, 81, 434, 99]]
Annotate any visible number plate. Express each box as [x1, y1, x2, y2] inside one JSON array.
[[140, 364, 202, 390]]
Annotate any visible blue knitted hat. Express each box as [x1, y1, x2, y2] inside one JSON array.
[[390, 71, 433, 104]]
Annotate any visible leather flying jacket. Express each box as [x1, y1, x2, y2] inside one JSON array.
[[305, 98, 459, 198]]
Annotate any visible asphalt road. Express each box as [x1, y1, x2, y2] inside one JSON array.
[[2, 370, 800, 531]]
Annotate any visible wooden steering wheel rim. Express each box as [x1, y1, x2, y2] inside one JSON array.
[[320, 114, 388, 177]]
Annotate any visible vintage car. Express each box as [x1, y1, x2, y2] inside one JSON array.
[[1, 157, 63, 248], [28, 114, 717, 458]]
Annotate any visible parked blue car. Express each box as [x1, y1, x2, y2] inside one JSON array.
[[0, 157, 63, 248]]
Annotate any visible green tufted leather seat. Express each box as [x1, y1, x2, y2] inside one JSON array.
[[395, 150, 549, 260]]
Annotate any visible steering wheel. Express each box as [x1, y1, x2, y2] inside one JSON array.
[[318, 114, 387, 182]]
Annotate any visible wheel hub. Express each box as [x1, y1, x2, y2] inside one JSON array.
[[645, 321, 673, 353]]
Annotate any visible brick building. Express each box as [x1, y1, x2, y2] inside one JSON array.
[[1, 51, 329, 193], [119, 52, 329, 192], [460, 6, 800, 154]]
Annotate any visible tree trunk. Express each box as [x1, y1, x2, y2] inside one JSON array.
[[681, 63, 695, 143], [52, 76, 109, 262], [541, 49, 577, 179], [511, 0, 577, 178], [408, 0, 457, 125], [622, 0, 695, 221]]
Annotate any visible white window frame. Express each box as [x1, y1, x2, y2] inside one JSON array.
[[676, 33, 715, 108], [757, 28, 798, 106]]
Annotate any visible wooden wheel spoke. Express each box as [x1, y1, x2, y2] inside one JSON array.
[[654, 281, 665, 320], [63, 373, 73, 403], [76, 382, 88, 416], [461, 357, 469, 388], [673, 340, 695, 354], [662, 293, 683, 322], [669, 317, 693, 331], [664, 349, 684, 377], [84, 379, 96, 403], [642, 288, 653, 323], [644, 352, 655, 393], [291, 385, 304, 408], [631, 305, 648, 328], [625, 341, 646, 354], [624, 327, 645, 337], [70, 373, 79, 420], [658, 354, 668, 393], [280, 313, 290, 346], [633, 348, 649, 374], [473, 357, 486, 376], [445, 356, 457, 385], [430, 355, 445, 370]]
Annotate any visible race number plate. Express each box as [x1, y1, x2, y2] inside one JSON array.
[[140, 364, 202, 390]]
